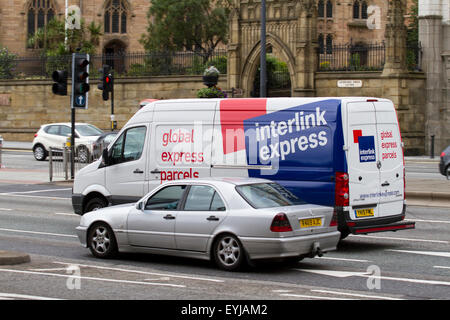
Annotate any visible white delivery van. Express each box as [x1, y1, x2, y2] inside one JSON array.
[[72, 97, 415, 237]]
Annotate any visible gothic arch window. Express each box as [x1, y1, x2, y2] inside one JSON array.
[[318, 0, 325, 18], [353, 1, 369, 20], [326, 34, 333, 54], [104, 0, 128, 34], [318, 34, 324, 54], [27, 0, 56, 46], [326, 1, 333, 18], [353, 1, 360, 19]]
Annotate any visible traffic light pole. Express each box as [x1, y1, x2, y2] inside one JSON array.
[[71, 106, 75, 179], [110, 71, 115, 130]]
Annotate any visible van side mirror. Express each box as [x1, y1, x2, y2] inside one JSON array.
[[102, 148, 110, 166]]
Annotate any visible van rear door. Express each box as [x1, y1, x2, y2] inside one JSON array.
[[373, 100, 404, 218], [346, 101, 381, 219]]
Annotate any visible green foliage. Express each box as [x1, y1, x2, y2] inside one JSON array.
[[0, 47, 17, 79], [205, 55, 227, 74], [197, 86, 227, 98], [140, 0, 232, 62]]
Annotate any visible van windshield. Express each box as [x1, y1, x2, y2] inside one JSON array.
[[236, 183, 306, 209]]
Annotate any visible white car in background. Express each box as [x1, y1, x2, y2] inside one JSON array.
[[32, 122, 103, 162]]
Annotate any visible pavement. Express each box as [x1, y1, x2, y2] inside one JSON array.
[[0, 140, 449, 265]]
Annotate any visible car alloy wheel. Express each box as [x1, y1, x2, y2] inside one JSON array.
[[88, 223, 117, 258], [33, 145, 47, 161], [214, 234, 244, 271]]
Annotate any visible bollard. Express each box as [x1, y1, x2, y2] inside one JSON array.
[[430, 135, 435, 159], [0, 135, 3, 168]]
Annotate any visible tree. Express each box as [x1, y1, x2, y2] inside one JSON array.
[[140, 0, 231, 63]]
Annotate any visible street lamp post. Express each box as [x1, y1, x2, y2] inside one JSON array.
[[260, 0, 267, 97]]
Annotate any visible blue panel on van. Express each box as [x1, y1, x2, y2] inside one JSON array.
[[243, 99, 346, 206]]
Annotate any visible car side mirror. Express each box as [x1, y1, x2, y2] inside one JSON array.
[[136, 200, 144, 211]]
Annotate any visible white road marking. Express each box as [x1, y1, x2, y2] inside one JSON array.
[[434, 266, 450, 270], [406, 218, 450, 224], [294, 268, 450, 286], [279, 293, 350, 300], [315, 256, 371, 263], [0, 292, 63, 300], [387, 249, 450, 258], [0, 227, 77, 238], [0, 208, 12, 211], [1, 188, 72, 194], [53, 261, 224, 283], [350, 234, 449, 244], [311, 289, 402, 300], [54, 212, 77, 216], [0, 194, 69, 201], [0, 268, 186, 288]]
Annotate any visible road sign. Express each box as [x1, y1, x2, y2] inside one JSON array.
[[75, 95, 86, 107]]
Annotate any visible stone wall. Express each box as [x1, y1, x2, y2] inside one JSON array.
[[315, 71, 427, 155], [0, 76, 226, 142]]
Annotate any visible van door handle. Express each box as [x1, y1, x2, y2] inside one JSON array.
[[381, 181, 390, 187], [133, 169, 144, 174], [163, 214, 176, 220], [207, 216, 219, 221], [151, 169, 161, 174]]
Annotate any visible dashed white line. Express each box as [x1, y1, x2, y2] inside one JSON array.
[[387, 249, 450, 258], [279, 293, 350, 300], [0, 293, 63, 300], [350, 234, 449, 244], [53, 261, 225, 283], [311, 289, 402, 300], [0, 227, 77, 238]]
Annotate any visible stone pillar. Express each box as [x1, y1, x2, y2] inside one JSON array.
[[227, 6, 241, 92], [382, 0, 409, 76], [293, 0, 317, 97], [418, 0, 446, 155]]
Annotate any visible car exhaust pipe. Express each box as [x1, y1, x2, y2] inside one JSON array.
[[309, 242, 324, 258]]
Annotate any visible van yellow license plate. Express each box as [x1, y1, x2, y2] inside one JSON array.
[[300, 218, 322, 228], [355, 208, 374, 217]]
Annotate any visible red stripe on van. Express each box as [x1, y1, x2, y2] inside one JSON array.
[[219, 99, 267, 154]]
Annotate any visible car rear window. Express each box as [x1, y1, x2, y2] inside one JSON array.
[[236, 183, 306, 209], [75, 124, 103, 136]]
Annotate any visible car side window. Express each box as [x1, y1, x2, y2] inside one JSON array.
[[60, 126, 71, 137], [46, 125, 59, 135], [183, 185, 226, 211], [109, 126, 146, 165], [145, 185, 187, 210]]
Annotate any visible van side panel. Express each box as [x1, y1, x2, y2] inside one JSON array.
[[242, 99, 345, 206]]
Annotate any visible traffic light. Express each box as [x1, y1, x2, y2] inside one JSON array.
[[72, 53, 90, 109], [51, 70, 68, 96], [98, 65, 113, 101]]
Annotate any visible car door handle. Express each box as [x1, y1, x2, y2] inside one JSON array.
[[381, 181, 390, 187], [133, 169, 144, 174], [150, 169, 161, 174], [206, 215, 219, 221], [163, 214, 176, 220]]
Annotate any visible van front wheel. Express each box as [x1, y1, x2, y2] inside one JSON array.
[[84, 197, 107, 213]]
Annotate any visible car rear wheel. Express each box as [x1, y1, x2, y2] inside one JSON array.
[[33, 144, 47, 161], [213, 234, 245, 271], [88, 223, 117, 258]]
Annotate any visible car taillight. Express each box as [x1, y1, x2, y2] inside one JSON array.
[[270, 213, 293, 232], [335, 172, 349, 207], [34, 133, 38, 137], [330, 209, 338, 227], [441, 152, 446, 158]]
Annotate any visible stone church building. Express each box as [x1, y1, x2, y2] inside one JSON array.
[[0, 0, 415, 57]]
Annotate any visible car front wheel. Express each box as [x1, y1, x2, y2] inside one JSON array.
[[88, 223, 117, 258]]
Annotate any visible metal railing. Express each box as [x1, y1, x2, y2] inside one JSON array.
[[1, 50, 228, 79], [49, 146, 93, 181]]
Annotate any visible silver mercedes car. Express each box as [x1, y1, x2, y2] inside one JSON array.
[[76, 177, 341, 271]]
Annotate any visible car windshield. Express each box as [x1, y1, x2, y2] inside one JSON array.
[[75, 124, 103, 136], [236, 183, 306, 209]]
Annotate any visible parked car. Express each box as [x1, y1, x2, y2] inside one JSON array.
[[439, 145, 450, 178], [92, 131, 118, 160], [76, 177, 340, 271], [32, 122, 103, 162]]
